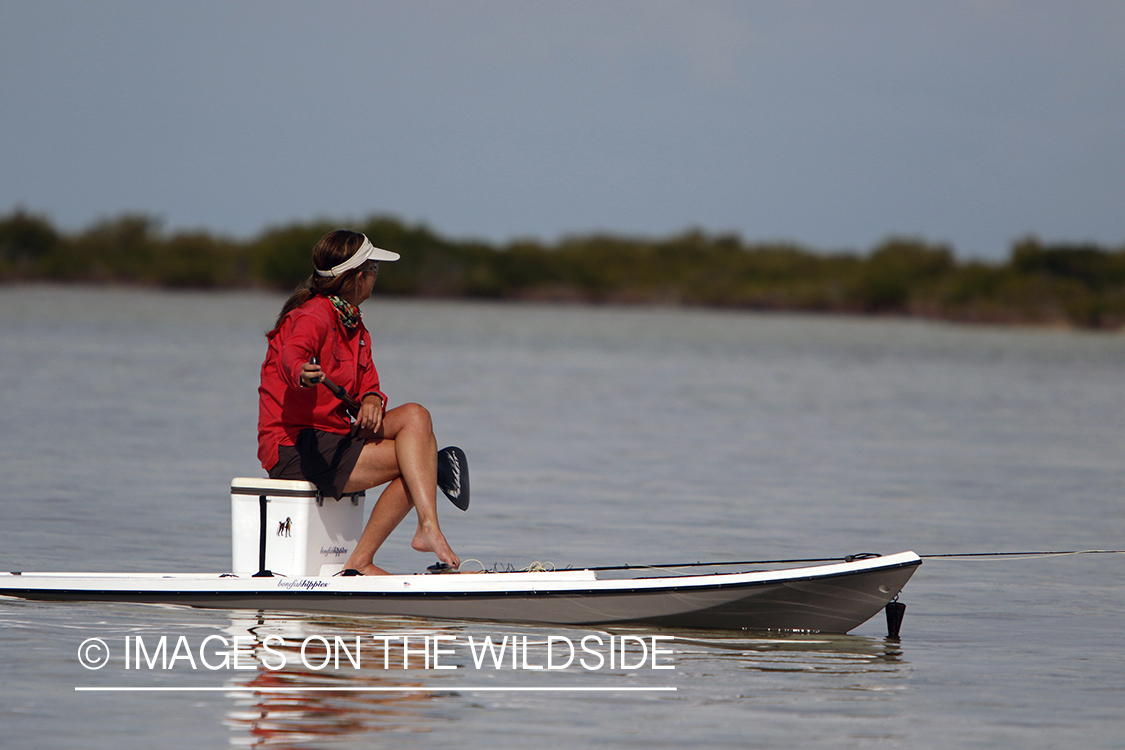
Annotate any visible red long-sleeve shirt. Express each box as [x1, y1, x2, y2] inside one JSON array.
[[257, 295, 386, 471]]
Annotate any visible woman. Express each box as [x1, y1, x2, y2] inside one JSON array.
[[257, 229, 459, 574]]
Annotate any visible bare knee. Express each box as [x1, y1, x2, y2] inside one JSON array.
[[397, 402, 433, 432]]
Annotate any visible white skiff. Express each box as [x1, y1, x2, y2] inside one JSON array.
[[0, 551, 920, 633]]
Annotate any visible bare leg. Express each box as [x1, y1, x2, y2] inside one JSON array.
[[342, 403, 460, 572], [343, 478, 410, 575]]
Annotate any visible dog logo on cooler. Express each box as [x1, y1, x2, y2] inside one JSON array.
[[277, 517, 292, 537]]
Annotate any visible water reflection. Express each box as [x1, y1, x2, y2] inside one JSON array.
[[225, 679, 438, 748], [674, 629, 903, 657], [670, 630, 905, 675], [218, 613, 908, 747], [222, 614, 458, 747]]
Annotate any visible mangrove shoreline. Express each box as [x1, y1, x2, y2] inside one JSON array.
[[2, 209, 1124, 330]]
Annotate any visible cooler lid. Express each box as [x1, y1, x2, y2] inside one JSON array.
[[230, 477, 318, 497]]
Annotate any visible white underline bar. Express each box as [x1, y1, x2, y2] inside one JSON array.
[[76, 686, 676, 693]]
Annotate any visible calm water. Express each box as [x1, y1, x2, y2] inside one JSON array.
[[1, 285, 1123, 749]]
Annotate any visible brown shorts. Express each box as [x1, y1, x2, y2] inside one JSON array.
[[268, 428, 366, 499]]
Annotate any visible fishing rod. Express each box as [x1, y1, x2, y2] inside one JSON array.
[[308, 356, 470, 511], [308, 356, 361, 414], [585, 554, 880, 572], [918, 549, 1125, 560], [584, 549, 1125, 572]]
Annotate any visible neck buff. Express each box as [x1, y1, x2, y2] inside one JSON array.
[[327, 295, 361, 331]]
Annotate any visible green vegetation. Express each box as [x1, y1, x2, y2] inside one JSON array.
[[3, 208, 1124, 329]]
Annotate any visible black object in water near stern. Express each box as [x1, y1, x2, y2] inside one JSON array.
[[885, 600, 906, 638]]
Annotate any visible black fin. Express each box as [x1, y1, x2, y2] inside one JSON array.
[[437, 446, 470, 511]]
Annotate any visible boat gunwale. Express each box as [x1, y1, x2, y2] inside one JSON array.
[[0, 553, 921, 601]]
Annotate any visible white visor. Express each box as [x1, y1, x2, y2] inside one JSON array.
[[315, 235, 401, 277]]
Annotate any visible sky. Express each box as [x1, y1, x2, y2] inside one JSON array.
[[2, 1, 1124, 259]]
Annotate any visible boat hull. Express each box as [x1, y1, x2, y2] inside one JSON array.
[[0, 552, 920, 633]]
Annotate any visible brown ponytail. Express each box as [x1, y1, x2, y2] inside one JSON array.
[[270, 230, 367, 332]]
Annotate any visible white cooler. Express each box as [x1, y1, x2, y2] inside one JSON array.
[[230, 478, 366, 577]]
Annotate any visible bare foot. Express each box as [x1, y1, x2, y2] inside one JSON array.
[[355, 563, 391, 576], [411, 522, 459, 568], [342, 559, 392, 576]]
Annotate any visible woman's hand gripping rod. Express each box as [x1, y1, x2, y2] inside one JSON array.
[[307, 356, 469, 511], [308, 356, 361, 415]]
